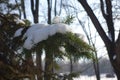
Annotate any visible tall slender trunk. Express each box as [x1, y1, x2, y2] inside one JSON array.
[[92, 54, 100, 80], [30, 0, 39, 23], [36, 51, 43, 80], [47, 0, 52, 24], [21, 0, 26, 19], [44, 51, 53, 80], [70, 56, 73, 74], [54, 0, 57, 16], [106, 41, 120, 79], [92, 45, 100, 80], [24, 50, 35, 80], [44, 0, 52, 79]]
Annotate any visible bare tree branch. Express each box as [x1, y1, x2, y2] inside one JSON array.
[[58, 0, 62, 15], [77, 0, 111, 47], [47, 0, 51, 24], [30, 0, 39, 23], [105, 0, 115, 42], [100, 0, 107, 19], [31, 0, 34, 14], [54, 0, 57, 16], [21, 0, 26, 19]]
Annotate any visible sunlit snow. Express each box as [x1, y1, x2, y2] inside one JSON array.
[[21, 23, 72, 49]]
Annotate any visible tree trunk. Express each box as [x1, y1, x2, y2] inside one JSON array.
[[111, 59, 120, 79], [47, 0, 52, 24], [30, 0, 39, 23], [77, 0, 120, 80], [54, 0, 57, 16], [21, 0, 26, 19], [92, 57, 100, 80], [44, 0, 52, 80], [36, 52, 43, 80], [25, 50, 35, 80], [70, 56, 73, 74], [44, 52, 53, 80], [92, 45, 100, 80], [107, 39, 120, 79]]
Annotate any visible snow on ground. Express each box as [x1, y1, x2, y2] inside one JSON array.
[[73, 74, 117, 80], [14, 23, 72, 49]]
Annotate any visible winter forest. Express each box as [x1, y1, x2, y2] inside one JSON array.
[[0, 0, 120, 80]]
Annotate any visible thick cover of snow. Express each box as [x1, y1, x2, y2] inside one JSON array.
[[22, 23, 72, 49], [73, 74, 117, 80], [14, 28, 24, 37]]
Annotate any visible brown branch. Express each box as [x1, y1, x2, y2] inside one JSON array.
[[58, 0, 62, 15], [105, 0, 115, 42], [47, 0, 52, 24], [31, 0, 34, 13], [21, 0, 26, 19], [100, 0, 107, 19], [35, 0, 39, 13], [77, 0, 111, 47], [30, 0, 39, 23], [54, 0, 57, 16]]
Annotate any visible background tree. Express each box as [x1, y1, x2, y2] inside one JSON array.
[[77, 0, 120, 79], [76, 15, 100, 80], [31, 0, 39, 23], [21, 0, 26, 19]]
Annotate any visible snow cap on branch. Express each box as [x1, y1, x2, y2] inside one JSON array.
[[52, 16, 61, 24], [23, 23, 72, 49]]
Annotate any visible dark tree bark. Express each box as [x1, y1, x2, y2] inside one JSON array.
[[47, 0, 52, 24], [58, 0, 62, 16], [92, 47, 100, 80], [36, 51, 43, 80], [54, 0, 57, 16], [21, 0, 26, 19], [77, 0, 120, 79], [24, 50, 35, 80], [70, 56, 73, 74], [44, 50, 53, 80], [30, 0, 39, 23], [44, 0, 52, 80]]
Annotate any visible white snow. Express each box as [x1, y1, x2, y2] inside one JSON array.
[[14, 28, 24, 37], [73, 75, 117, 80], [25, 24, 47, 38], [23, 36, 34, 49], [59, 46, 66, 53], [113, 55, 116, 60], [23, 23, 72, 49], [52, 16, 61, 24]]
